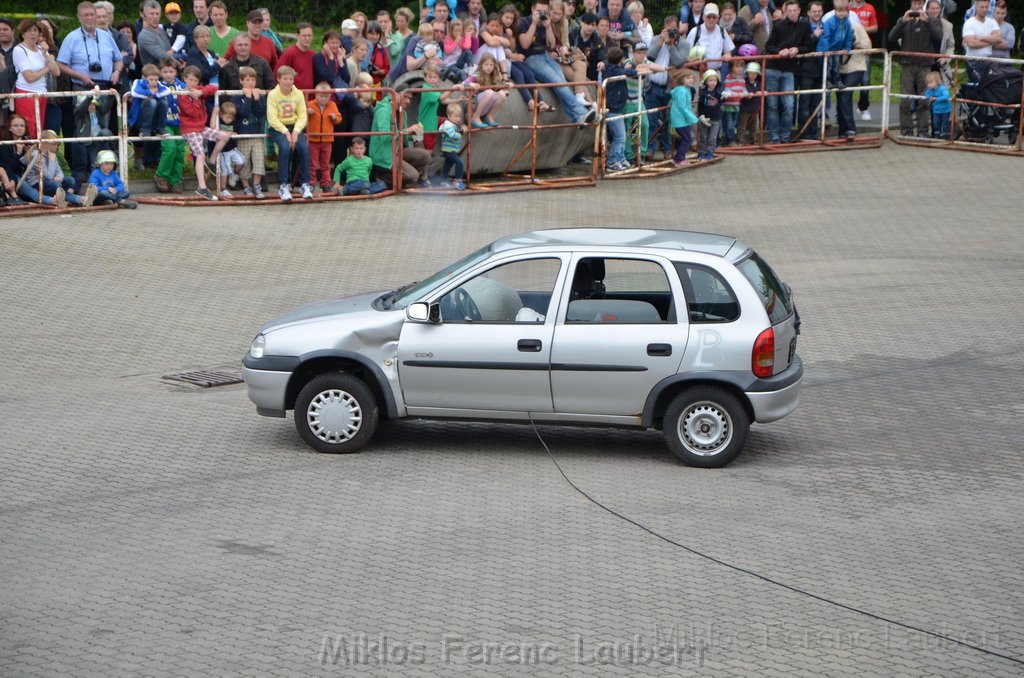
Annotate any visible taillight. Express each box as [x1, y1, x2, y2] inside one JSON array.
[[752, 327, 775, 378]]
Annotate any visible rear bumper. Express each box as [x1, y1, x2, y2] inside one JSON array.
[[745, 356, 803, 423]]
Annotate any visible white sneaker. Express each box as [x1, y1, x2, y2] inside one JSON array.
[[300, 183, 314, 200], [279, 184, 293, 201], [219, 189, 233, 199], [54, 187, 67, 208], [860, 110, 871, 121], [228, 173, 240, 189]]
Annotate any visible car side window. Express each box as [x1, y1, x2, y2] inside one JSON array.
[[439, 258, 561, 323], [565, 258, 675, 323], [674, 263, 740, 323]]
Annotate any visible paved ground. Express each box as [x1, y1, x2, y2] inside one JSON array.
[[1, 143, 1022, 677]]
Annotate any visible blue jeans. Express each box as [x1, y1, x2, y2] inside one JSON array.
[[765, 69, 796, 143], [606, 115, 626, 165], [137, 97, 168, 134], [94, 188, 132, 205], [645, 82, 672, 154], [836, 70, 863, 136], [442, 152, 464, 180], [524, 54, 586, 123], [798, 72, 823, 139], [722, 109, 739, 144], [18, 177, 83, 205], [342, 179, 387, 195], [673, 125, 693, 163], [931, 110, 950, 139], [269, 128, 310, 186]]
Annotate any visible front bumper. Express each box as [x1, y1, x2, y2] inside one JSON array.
[[243, 363, 293, 417], [745, 356, 803, 423]]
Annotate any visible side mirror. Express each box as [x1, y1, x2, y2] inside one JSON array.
[[406, 302, 441, 324]]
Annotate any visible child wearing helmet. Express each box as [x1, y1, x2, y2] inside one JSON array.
[[738, 61, 762, 144], [696, 68, 724, 159], [89, 150, 138, 209]]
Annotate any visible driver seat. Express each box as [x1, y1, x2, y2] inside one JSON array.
[[570, 259, 606, 300]]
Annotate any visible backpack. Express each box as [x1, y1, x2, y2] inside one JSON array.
[[692, 23, 728, 45]]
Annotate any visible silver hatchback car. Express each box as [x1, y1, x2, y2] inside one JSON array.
[[243, 228, 802, 467]]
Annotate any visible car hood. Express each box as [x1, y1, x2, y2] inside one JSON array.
[[261, 291, 386, 331]]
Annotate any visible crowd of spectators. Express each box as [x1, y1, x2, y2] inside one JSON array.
[[0, 0, 1019, 207]]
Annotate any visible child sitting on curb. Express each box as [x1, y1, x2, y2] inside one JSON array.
[[89, 149, 137, 209]]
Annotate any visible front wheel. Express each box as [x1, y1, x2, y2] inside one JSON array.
[[294, 373, 379, 454], [663, 387, 750, 468]]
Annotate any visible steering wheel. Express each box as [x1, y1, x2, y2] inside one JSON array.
[[441, 287, 482, 321], [452, 287, 482, 321]]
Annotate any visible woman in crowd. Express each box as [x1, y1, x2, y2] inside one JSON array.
[[11, 19, 60, 138], [548, 0, 592, 106], [186, 25, 221, 85]]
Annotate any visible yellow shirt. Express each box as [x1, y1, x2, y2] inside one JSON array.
[[267, 85, 308, 134]]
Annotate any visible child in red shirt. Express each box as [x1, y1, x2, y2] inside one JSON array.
[[178, 65, 232, 200]]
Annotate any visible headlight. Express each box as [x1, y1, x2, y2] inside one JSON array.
[[249, 334, 266, 359]]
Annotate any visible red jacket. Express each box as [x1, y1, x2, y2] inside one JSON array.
[[178, 85, 217, 134]]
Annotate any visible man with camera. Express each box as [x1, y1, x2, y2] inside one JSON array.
[[889, 0, 942, 136], [519, 0, 598, 125], [57, 1, 124, 182], [646, 15, 691, 159]]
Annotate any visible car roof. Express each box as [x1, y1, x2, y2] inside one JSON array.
[[491, 228, 749, 261]]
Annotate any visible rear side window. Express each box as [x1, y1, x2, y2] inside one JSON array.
[[736, 252, 794, 325], [674, 264, 739, 323]]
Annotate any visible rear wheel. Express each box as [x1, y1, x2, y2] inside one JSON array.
[[294, 373, 379, 454], [663, 387, 750, 468]]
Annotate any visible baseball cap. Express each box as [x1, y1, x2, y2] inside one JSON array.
[[246, 9, 264, 22], [704, 3, 720, 15], [579, 11, 599, 23], [341, 18, 359, 31], [164, 2, 181, 13], [633, 41, 648, 51]]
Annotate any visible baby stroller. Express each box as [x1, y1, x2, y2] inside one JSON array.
[[954, 63, 1022, 145]]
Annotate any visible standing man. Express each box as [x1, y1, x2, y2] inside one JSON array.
[[848, 0, 876, 120], [219, 33, 275, 92], [0, 18, 18, 127], [646, 15, 690, 159], [207, 1, 238, 57], [738, 0, 773, 53], [990, 3, 1015, 60], [763, 0, 814, 144], [797, 0, 824, 139], [602, 0, 637, 49], [137, 0, 172, 67], [225, 10, 278, 70], [57, 1, 124, 182], [962, 0, 1001, 77], [686, 3, 735, 72], [276, 23, 316, 93], [889, 0, 941, 137], [185, 0, 214, 48]]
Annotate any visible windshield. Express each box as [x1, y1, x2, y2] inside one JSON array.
[[387, 244, 493, 308]]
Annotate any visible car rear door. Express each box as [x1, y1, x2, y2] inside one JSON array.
[[549, 255, 688, 415]]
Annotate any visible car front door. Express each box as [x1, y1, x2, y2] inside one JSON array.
[[549, 256, 688, 415], [397, 256, 565, 414]]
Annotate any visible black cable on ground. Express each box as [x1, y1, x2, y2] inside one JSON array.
[[530, 420, 1024, 668]]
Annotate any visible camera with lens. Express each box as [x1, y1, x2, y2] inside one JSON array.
[[908, 10, 921, 17], [539, 11, 548, 21], [667, 28, 678, 39], [89, 62, 102, 73]]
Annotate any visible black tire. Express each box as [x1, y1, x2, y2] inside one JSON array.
[[294, 373, 379, 454], [663, 386, 750, 468]]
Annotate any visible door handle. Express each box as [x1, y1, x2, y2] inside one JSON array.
[[647, 343, 672, 357], [518, 339, 543, 352]]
